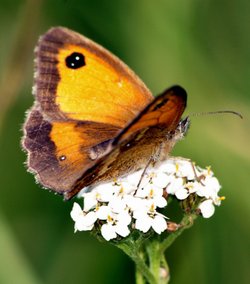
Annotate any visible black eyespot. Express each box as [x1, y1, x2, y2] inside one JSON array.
[[59, 155, 66, 161], [65, 52, 85, 69]]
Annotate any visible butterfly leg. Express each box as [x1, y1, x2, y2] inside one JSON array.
[[135, 156, 155, 193], [134, 144, 163, 193]]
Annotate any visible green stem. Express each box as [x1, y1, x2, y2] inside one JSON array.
[[116, 242, 157, 284], [147, 239, 170, 284], [114, 213, 198, 284], [161, 256, 170, 283], [160, 213, 197, 254], [147, 239, 160, 281], [135, 264, 146, 284]]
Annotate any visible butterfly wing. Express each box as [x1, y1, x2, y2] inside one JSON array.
[[113, 85, 187, 143], [65, 85, 187, 200], [34, 27, 153, 125], [23, 27, 153, 194]]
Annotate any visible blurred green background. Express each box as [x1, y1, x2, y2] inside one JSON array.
[[0, 0, 249, 283]]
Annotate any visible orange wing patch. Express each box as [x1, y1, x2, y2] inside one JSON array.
[[56, 45, 152, 127], [35, 27, 153, 126], [23, 107, 121, 193]]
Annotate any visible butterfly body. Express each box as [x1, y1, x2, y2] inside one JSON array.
[[68, 116, 190, 199], [22, 27, 188, 200]]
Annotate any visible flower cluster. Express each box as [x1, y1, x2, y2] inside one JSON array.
[[71, 158, 224, 241]]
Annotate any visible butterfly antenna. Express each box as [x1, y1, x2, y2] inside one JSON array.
[[190, 110, 243, 119]]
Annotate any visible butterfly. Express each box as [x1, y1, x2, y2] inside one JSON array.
[[22, 27, 190, 200]]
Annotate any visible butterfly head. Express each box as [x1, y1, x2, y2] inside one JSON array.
[[171, 116, 190, 143]]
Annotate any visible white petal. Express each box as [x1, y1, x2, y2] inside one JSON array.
[[135, 187, 148, 198], [117, 211, 132, 225], [101, 223, 117, 241], [82, 211, 97, 226], [70, 202, 83, 221], [120, 181, 137, 194], [128, 197, 147, 212], [153, 172, 170, 188], [126, 170, 145, 187], [158, 160, 176, 174], [196, 176, 221, 200], [96, 183, 116, 201], [185, 181, 198, 194], [199, 199, 215, 218], [96, 206, 111, 219], [204, 177, 221, 195], [74, 211, 97, 232], [109, 196, 126, 213], [135, 215, 152, 233], [177, 160, 196, 180], [167, 177, 184, 194], [133, 209, 148, 220], [196, 183, 210, 198], [154, 196, 167, 208], [115, 223, 130, 237], [75, 221, 94, 232], [175, 188, 189, 200], [83, 194, 97, 211], [152, 215, 167, 234]]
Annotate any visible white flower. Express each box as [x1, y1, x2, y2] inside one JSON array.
[[101, 223, 117, 241], [82, 183, 115, 211], [108, 181, 135, 213], [196, 176, 221, 201], [70, 203, 97, 232], [175, 187, 189, 200], [96, 206, 131, 241], [134, 202, 167, 234], [146, 170, 170, 188], [199, 199, 215, 218], [175, 159, 196, 180], [135, 184, 167, 208], [70, 157, 223, 240], [166, 177, 189, 200]]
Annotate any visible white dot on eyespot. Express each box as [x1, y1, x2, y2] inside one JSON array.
[[59, 155, 66, 161], [126, 143, 131, 147]]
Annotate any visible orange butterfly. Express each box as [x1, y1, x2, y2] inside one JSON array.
[[22, 27, 189, 200]]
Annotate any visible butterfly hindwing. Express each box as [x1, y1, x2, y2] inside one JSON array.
[[23, 107, 121, 193]]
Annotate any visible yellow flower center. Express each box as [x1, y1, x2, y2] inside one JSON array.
[[175, 162, 179, 173]]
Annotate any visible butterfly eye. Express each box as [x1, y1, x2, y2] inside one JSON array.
[[65, 52, 85, 69]]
